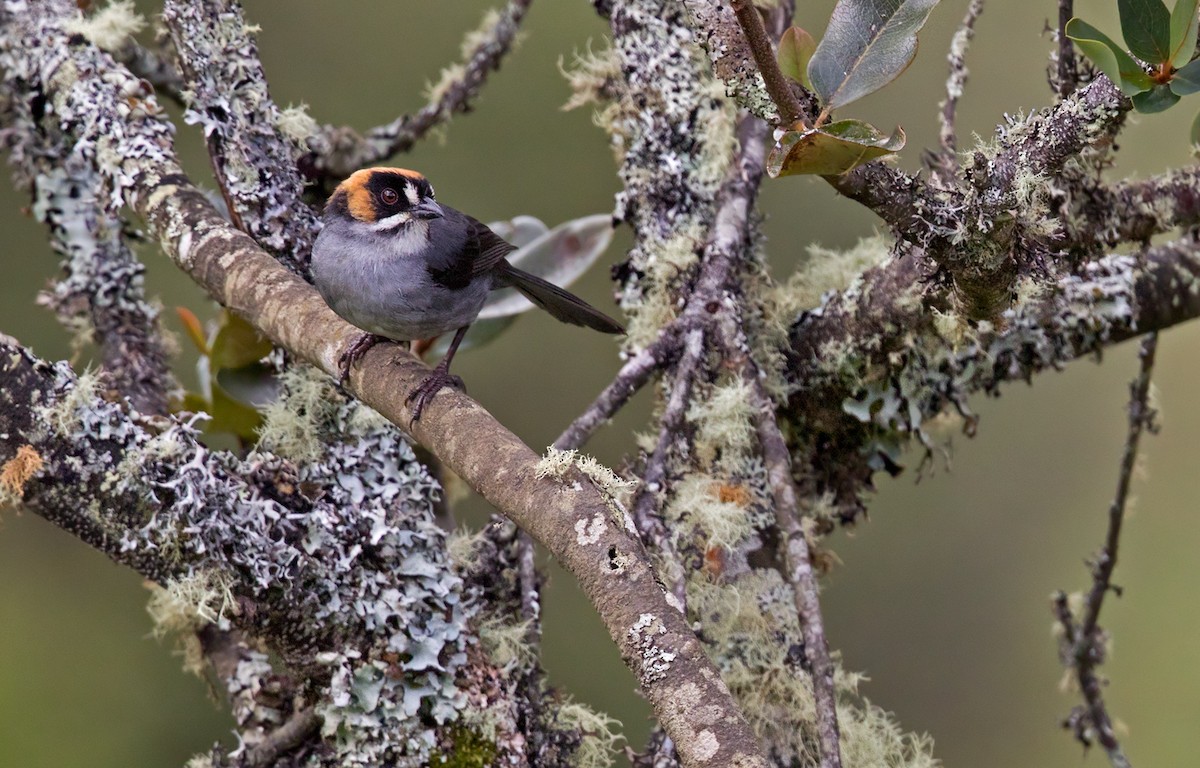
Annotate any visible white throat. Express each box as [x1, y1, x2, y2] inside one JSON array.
[[370, 217, 430, 258]]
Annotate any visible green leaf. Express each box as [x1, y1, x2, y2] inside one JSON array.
[[808, 0, 941, 112], [1132, 82, 1182, 110], [1190, 109, 1200, 143], [767, 119, 906, 177], [211, 311, 272, 370], [1067, 18, 1156, 95], [778, 26, 817, 89], [215, 363, 279, 408], [1171, 55, 1200, 92], [1119, 0, 1172, 63], [1169, 0, 1200, 66], [207, 383, 264, 442]]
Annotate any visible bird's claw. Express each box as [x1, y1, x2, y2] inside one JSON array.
[[406, 369, 465, 421], [338, 333, 387, 386]]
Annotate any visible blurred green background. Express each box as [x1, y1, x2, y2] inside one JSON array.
[[3, 1, 1199, 766]]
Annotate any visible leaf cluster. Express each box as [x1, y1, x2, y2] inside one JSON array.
[[1067, 0, 1200, 120], [770, 0, 940, 176]]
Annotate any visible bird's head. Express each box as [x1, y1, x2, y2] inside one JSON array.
[[325, 167, 444, 231]]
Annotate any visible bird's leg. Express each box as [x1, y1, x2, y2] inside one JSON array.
[[407, 325, 470, 421], [338, 332, 390, 386]]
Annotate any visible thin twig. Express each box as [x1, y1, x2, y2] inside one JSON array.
[[933, 0, 985, 183], [1053, 332, 1157, 768], [554, 329, 682, 450], [1057, 0, 1079, 98], [729, 0, 805, 125], [116, 39, 187, 106], [516, 529, 542, 643], [311, 0, 533, 180], [631, 327, 705, 604], [245, 708, 322, 767], [732, 334, 842, 768]]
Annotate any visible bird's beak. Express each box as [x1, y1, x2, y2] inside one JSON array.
[[412, 200, 444, 221]]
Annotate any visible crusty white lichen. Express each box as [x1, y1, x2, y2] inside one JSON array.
[[576, 0, 738, 351], [627, 613, 676, 684]]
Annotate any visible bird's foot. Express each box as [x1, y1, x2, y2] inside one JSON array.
[[338, 333, 388, 386], [406, 368, 465, 421]]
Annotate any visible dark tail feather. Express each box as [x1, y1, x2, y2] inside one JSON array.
[[494, 262, 625, 335]]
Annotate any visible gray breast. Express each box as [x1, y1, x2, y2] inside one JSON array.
[[311, 218, 490, 341]]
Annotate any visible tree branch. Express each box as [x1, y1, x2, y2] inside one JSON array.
[[786, 236, 1200, 520], [1056, 0, 1079, 99], [728, 0, 804, 126], [162, 0, 320, 274]]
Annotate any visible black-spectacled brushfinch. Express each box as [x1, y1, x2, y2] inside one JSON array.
[[311, 167, 625, 420]]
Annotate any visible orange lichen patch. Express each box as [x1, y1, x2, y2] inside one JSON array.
[[703, 544, 727, 578], [337, 167, 426, 221], [1, 445, 44, 499], [716, 483, 751, 507]]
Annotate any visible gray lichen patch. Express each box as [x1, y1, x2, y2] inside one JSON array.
[[5, 340, 478, 767], [628, 612, 677, 685]]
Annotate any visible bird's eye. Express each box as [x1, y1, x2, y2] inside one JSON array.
[[379, 188, 399, 205]]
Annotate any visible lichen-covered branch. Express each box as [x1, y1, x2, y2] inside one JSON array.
[[162, 0, 320, 274], [1, 45, 174, 413], [0, 339, 480, 766], [786, 237, 1200, 521], [309, 0, 533, 181], [1063, 166, 1200, 248], [1055, 0, 1079, 99]]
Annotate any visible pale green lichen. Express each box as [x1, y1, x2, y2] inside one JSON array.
[[256, 364, 339, 461], [275, 103, 319, 147], [460, 8, 505, 58], [560, 42, 621, 115], [688, 378, 758, 470], [476, 613, 536, 670], [36, 368, 100, 435], [536, 447, 635, 506], [690, 571, 937, 766], [146, 569, 234, 637], [65, 0, 145, 52], [145, 569, 234, 676], [445, 527, 488, 574], [665, 474, 756, 549], [554, 701, 623, 768], [776, 235, 894, 315]]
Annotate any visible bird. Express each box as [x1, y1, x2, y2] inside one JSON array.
[[310, 167, 625, 420]]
